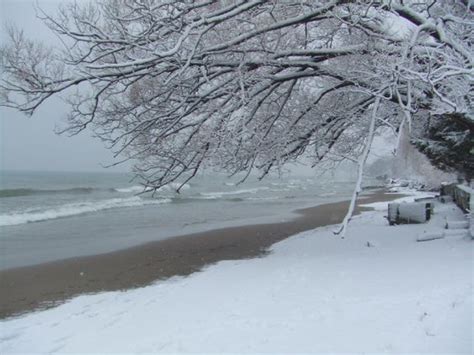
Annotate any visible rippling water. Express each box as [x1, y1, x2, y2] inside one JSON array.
[[0, 170, 363, 269]]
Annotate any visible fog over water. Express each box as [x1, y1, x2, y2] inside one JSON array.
[[0, 0, 129, 173], [0, 1, 319, 175]]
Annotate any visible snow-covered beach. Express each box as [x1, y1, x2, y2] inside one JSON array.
[[1, 0, 472, 353], [0, 189, 399, 319], [1, 191, 472, 353]]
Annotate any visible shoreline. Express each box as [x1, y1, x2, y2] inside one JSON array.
[[0, 190, 404, 319]]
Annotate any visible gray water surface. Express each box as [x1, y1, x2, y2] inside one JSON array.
[[0, 170, 360, 269]]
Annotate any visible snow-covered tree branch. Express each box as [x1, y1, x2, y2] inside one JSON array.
[[1, 0, 472, 226]]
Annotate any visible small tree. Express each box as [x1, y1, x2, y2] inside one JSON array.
[[1, 0, 472, 236]]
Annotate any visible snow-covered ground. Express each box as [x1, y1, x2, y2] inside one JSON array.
[[1, 192, 472, 353]]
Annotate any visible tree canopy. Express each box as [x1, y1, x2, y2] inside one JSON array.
[[1, 0, 472, 191]]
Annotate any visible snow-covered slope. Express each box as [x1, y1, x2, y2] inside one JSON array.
[[1, 193, 472, 353]]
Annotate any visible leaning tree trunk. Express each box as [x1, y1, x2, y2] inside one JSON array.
[[335, 97, 381, 238]]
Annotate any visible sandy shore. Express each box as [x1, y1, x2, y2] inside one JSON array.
[[0, 191, 403, 319]]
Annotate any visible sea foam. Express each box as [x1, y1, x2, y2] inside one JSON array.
[[115, 183, 191, 194], [0, 196, 171, 226], [0, 187, 96, 198], [199, 187, 270, 199], [114, 185, 149, 193]]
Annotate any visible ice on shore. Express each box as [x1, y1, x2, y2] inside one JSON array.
[[0, 192, 472, 353]]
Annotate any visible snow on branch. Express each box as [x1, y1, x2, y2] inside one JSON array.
[[0, 0, 472, 217]]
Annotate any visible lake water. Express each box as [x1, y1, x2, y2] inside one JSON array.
[[0, 170, 362, 269]]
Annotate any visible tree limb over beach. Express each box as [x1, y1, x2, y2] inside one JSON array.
[[1, 0, 472, 235]]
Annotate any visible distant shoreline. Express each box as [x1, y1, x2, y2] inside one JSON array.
[[0, 190, 404, 319]]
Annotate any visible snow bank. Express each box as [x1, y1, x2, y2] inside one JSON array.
[[1, 194, 472, 353]]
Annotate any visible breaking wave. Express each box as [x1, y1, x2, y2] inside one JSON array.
[[199, 187, 270, 199], [115, 183, 191, 194], [0, 182, 192, 198], [114, 185, 149, 193], [159, 182, 191, 191], [0, 197, 171, 226], [0, 187, 97, 198]]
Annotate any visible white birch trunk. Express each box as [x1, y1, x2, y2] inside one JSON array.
[[334, 96, 381, 238]]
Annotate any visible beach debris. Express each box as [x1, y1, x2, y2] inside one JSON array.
[[388, 178, 410, 188], [387, 179, 431, 192], [417, 232, 444, 242], [388, 202, 432, 225], [80, 272, 85, 277], [414, 196, 436, 203]]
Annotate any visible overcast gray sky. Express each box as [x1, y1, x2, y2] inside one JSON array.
[[0, 0, 130, 172], [0, 0, 328, 178]]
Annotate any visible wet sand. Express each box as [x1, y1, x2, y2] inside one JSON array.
[[0, 191, 403, 319]]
